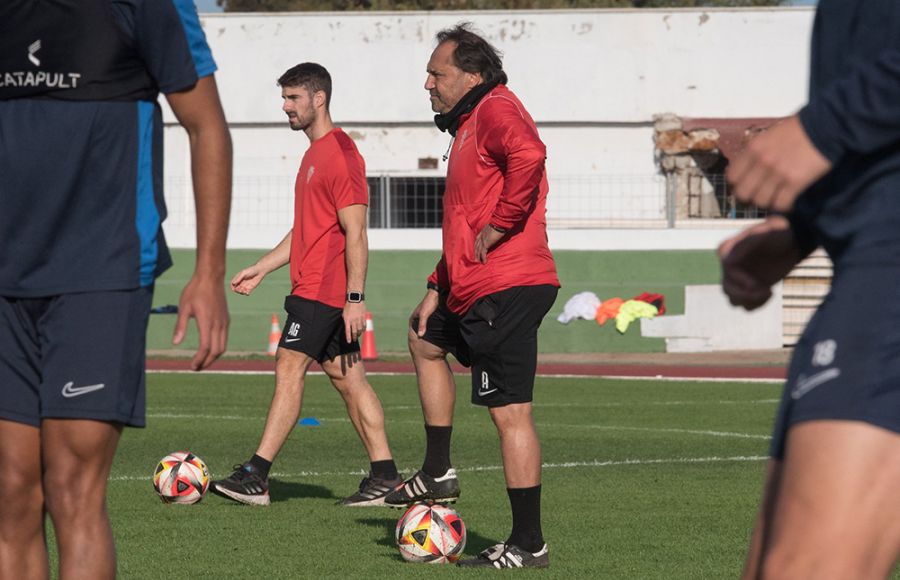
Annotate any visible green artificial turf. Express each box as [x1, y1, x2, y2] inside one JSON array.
[[49, 372, 792, 578], [147, 249, 721, 355]]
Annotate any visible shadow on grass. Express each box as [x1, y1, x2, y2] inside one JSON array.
[[267, 479, 336, 502], [356, 515, 499, 562]]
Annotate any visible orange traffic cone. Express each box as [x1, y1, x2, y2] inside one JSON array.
[[361, 311, 378, 361], [267, 313, 280, 356]]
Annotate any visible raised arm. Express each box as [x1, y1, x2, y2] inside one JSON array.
[[165, 75, 233, 371]]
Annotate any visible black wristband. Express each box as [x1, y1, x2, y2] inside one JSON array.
[[489, 223, 508, 234], [426, 281, 440, 292]]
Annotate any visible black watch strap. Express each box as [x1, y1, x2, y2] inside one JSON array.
[[346, 291, 365, 303]]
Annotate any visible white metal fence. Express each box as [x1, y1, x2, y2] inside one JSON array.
[[165, 172, 764, 230]]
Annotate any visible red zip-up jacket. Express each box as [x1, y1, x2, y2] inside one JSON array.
[[428, 84, 560, 315]]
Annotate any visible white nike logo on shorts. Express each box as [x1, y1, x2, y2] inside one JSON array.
[[284, 337, 301, 343], [61, 382, 106, 398]]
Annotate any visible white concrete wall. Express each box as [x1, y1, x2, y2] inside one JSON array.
[[161, 7, 815, 249]]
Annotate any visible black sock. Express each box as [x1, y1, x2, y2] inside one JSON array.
[[421, 424, 453, 477], [370, 459, 399, 481], [506, 485, 544, 553], [249, 454, 272, 480]]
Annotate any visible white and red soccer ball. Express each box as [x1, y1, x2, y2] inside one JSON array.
[[395, 502, 466, 564], [152, 451, 209, 505]]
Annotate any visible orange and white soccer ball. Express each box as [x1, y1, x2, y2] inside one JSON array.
[[396, 502, 466, 564], [152, 451, 210, 505]]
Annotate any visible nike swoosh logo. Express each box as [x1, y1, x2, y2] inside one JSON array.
[[478, 387, 497, 397], [791, 368, 840, 400], [61, 382, 106, 398], [284, 337, 301, 343]]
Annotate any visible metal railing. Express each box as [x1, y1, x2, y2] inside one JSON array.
[[164, 172, 766, 229]]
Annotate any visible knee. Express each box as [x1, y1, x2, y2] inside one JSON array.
[[408, 329, 444, 362], [0, 468, 43, 524], [43, 469, 104, 522], [488, 404, 534, 432]]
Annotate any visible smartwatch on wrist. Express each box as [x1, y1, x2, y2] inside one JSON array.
[[346, 291, 365, 303]]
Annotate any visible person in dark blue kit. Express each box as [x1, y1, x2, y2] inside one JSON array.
[[0, 1, 232, 577], [720, 1, 900, 577]]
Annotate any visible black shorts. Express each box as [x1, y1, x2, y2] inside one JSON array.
[[281, 295, 359, 363], [770, 265, 900, 459], [0, 288, 152, 428], [413, 285, 558, 408]]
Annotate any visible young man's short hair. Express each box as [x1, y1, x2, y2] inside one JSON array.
[[278, 63, 332, 109]]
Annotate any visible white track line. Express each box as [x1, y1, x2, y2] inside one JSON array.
[[110, 455, 767, 482], [560, 424, 771, 440], [148, 369, 784, 382]]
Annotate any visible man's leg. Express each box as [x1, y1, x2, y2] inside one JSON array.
[[757, 421, 900, 580], [741, 460, 783, 580], [322, 356, 392, 462], [323, 356, 403, 506], [210, 348, 314, 505], [255, 348, 315, 461], [42, 418, 122, 580], [0, 420, 48, 580], [408, 326, 456, 428], [489, 403, 544, 550], [384, 328, 461, 506]]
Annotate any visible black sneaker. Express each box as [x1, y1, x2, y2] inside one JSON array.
[[457, 543, 550, 569], [337, 473, 403, 507], [383, 468, 460, 507], [209, 463, 270, 506]]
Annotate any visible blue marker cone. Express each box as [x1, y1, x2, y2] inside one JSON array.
[[298, 417, 321, 426]]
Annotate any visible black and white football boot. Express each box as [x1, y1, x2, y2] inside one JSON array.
[[383, 468, 460, 508]]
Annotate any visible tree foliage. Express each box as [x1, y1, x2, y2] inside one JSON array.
[[218, 0, 784, 12]]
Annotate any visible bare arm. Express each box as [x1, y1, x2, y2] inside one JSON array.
[[338, 204, 368, 343], [231, 230, 292, 296], [718, 216, 808, 311], [165, 75, 232, 371]]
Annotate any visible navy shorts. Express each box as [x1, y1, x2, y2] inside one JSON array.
[[280, 295, 359, 363], [0, 288, 152, 428], [770, 265, 900, 459], [413, 285, 558, 408]]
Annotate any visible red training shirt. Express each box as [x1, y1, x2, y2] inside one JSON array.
[[429, 84, 560, 314], [290, 128, 368, 308]]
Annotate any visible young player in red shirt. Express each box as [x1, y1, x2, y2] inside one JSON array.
[[210, 63, 400, 507]]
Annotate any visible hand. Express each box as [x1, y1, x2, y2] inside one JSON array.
[[343, 300, 367, 343], [726, 115, 832, 213], [718, 216, 803, 310], [231, 264, 265, 295], [410, 290, 440, 338], [173, 274, 229, 370], [474, 224, 505, 264]]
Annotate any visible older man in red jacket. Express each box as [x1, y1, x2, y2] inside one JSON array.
[[384, 23, 560, 569]]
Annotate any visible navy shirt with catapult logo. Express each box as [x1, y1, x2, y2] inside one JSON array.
[[0, 0, 217, 297]]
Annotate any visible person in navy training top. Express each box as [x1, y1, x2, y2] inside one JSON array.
[[383, 23, 560, 569], [719, 1, 900, 577], [0, 1, 232, 577]]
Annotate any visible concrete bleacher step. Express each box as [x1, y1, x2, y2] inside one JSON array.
[[641, 284, 783, 352], [782, 249, 832, 346]]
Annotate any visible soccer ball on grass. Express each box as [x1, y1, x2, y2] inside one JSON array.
[[152, 451, 210, 505], [395, 502, 466, 564]]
